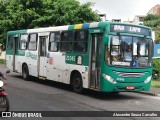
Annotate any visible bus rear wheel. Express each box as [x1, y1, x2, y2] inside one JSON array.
[[22, 65, 29, 81], [72, 73, 83, 94]]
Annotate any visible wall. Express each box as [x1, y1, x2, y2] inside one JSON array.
[[0, 51, 5, 59]]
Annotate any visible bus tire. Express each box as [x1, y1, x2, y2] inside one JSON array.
[[72, 73, 83, 94], [22, 65, 30, 81]]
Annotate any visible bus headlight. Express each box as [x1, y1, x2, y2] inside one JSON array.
[[144, 76, 152, 84], [103, 74, 117, 84], [0, 81, 4, 87]]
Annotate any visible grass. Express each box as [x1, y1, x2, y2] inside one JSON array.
[[0, 59, 5, 64], [151, 80, 160, 88]]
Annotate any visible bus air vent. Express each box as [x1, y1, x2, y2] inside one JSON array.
[[113, 71, 147, 78]]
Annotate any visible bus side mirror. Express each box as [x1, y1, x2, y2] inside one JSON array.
[[150, 41, 154, 57]]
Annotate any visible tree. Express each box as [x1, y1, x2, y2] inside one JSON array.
[[0, 0, 100, 45], [144, 14, 160, 79], [144, 14, 160, 43]]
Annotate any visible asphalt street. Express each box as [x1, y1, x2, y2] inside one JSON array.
[[0, 64, 160, 120]]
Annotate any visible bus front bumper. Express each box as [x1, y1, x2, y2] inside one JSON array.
[[101, 78, 151, 92]]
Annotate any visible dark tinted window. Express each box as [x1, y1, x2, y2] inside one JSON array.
[[20, 34, 28, 50], [60, 31, 73, 52], [49, 32, 60, 52], [7, 35, 13, 49], [28, 33, 37, 50], [73, 30, 88, 52]]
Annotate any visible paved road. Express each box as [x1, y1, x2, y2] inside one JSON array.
[[1, 64, 160, 120]]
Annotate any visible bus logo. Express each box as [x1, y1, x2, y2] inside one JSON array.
[[131, 61, 136, 67], [26, 52, 37, 60]]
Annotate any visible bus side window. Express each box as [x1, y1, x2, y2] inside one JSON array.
[[73, 30, 88, 52], [20, 34, 28, 50], [60, 31, 73, 52], [49, 32, 60, 52], [28, 33, 37, 51], [7, 35, 13, 49]]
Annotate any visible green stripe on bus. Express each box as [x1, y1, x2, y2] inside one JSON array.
[[68, 25, 75, 30]]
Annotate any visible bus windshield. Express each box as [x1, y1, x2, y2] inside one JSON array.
[[106, 35, 152, 68]]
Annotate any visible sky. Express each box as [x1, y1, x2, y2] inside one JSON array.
[[79, 0, 160, 21]]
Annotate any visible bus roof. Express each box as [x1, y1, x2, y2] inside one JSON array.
[[7, 21, 151, 34], [7, 30, 27, 34]]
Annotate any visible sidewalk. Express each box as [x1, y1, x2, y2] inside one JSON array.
[[139, 87, 160, 96]]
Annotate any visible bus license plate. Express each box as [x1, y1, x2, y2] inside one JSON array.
[[126, 86, 135, 90]]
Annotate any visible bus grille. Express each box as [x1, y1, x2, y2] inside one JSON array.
[[113, 71, 147, 78]]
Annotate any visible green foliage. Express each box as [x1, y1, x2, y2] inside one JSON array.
[[144, 14, 160, 43], [144, 14, 160, 21], [152, 59, 160, 79], [0, 59, 5, 64], [0, 0, 100, 46], [151, 80, 160, 88], [144, 14, 160, 80]]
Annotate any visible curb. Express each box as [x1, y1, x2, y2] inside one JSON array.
[[138, 91, 160, 96]]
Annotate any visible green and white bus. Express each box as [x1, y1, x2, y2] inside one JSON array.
[[6, 22, 153, 93]]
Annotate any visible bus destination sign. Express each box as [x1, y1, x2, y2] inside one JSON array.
[[110, 24, 151, 36]]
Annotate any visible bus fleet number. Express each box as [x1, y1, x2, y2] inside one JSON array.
[[66, 56, 76, 62]]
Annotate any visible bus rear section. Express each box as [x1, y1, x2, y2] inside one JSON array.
[[6, 30, 27, 73]]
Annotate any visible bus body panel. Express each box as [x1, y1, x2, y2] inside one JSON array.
[[100, 65, 152, 92], [69, 64, 89, 88], [27, 50, 39, 77], [16, 55, 25, 73], [6, 55, 13, 71], [101, 79, 151, 92], [6, 30, 27, 72], [47, 52, 70, 83], [46, 52, 59, 82], [46, 51, 89, 88]]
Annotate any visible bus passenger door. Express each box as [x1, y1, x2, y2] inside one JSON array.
[[89, 34, 102, 89], [39, 36, 47, 77], [13, 37, 19, 71]]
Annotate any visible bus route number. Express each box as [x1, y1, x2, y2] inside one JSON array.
[[66, 56, 76, 62]]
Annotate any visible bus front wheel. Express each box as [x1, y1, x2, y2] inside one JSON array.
[[72, 73, 83, 94], [22, 65, 29, 81]]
